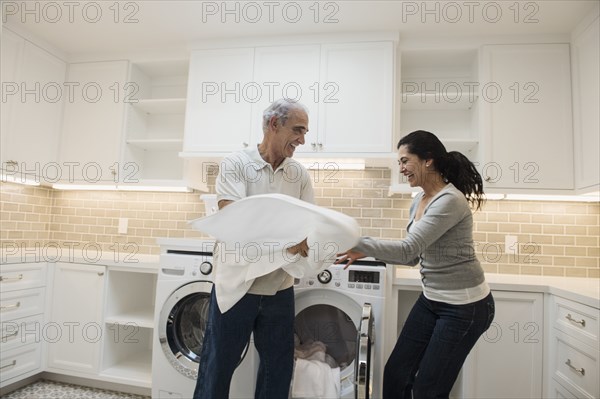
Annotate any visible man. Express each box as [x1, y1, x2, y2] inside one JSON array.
[[193, 98, 314, 399]]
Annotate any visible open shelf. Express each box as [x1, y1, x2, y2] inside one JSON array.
[[105, 309, 155, 329], [100, 350, 152, 387], [131, 98, 186, 114], [124, 60, 189, 184], [401, 93, 478, 110], [126, 138, 183, 151]]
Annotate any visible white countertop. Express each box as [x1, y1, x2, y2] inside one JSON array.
[[394, 267, 600, 308], [1, 250, 160, 273]]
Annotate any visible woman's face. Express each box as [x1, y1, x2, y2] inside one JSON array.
[[398, 144, 430, 187]]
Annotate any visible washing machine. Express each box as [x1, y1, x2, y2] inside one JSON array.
[[152, 240, 258, 399], [294, 260, 387, 399]]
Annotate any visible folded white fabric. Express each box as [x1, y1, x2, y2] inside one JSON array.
[[189, 193, 360, 313], [292, 358, 341, 399]]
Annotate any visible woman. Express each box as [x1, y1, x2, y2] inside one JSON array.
[[337, 130, 495, 399]]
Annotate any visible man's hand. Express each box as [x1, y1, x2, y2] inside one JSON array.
[[287, 238, 309, 257]]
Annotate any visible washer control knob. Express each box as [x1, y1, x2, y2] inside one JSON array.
[[199, 261, 213, 275], [317, 270, 332, 284]]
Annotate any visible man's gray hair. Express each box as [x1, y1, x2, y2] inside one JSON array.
[[262, 98, 308, 132]]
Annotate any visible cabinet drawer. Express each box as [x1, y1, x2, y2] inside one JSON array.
[[0, 287, 45, 321], [1, 314, 44, 353], [0, 343, 42, 384], [0, 264, 46, 292], [553, 330, 599, 399], [553, 296, 599, 349], [550, 379, 579, 399]]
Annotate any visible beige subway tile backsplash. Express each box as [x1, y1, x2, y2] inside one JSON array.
[[1, 167, 599, 278]]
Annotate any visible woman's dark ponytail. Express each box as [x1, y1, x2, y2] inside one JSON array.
[[398, 130, 485, 210], [440, 151, 485, 210]]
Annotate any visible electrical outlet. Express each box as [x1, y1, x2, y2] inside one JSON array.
[[505, 235, 518, 254], [118, 218, 128, 234]]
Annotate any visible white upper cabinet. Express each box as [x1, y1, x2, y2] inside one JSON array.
[[480, 44, 574, 191], [316, 42, 394, 155], [250, 45, 321, 153], [182, 40, 395, 158], [59, 61, 129, 183], [1, 28, 66, 180], [571, 15, 600, 192], [183, 48, 255, 154]]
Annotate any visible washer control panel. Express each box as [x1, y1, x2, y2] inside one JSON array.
[[295, 262, 386, 297]]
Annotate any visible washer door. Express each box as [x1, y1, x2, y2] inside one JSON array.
[[356, 303, 374, 399], [159, 281, 213, 379], [294, 290, 374, 399]]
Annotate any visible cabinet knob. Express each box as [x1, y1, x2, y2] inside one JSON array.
[[5, 160, 18, 166], [484, 176, 491, 182], [242, 142, 249, 148], [565, 313, 586, 327], [0, 274, 23, 282], [0, 301, 20, 311], [0, 360, 16, 370], [318, 143, 323, 150], [311, 143, 317, 150], [565, 359, 585, 376], [1, 329, 19, 341], [97, 272, 104, 276]]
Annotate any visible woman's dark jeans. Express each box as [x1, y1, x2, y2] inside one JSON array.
[[383, 292, 495, 399]]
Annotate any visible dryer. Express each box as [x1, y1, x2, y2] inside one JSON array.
[[152, 241, 258, 399], [294, 260, 387, 399]]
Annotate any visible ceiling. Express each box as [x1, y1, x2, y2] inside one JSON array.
[[3, 0, 598, 58]]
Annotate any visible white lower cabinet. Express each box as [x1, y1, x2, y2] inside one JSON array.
[[44, 263, 157, 389], [0, 263, 47, 388], [548, 296, 599, 399], [47, 263, 106, 374], [394, 289, 544, 398], [460, 291, 544, 398]]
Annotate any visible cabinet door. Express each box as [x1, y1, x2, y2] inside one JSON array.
[[250, 45, 321, 154], [1, 28, 24, 169], [481, 44, 573, 190], [572, 16, 600, 191], [460, 291, 544, 398], [59, 61, 128, 183], [183, 48, 254, 153], [1, 30, 66, 175], [318, 42, 394, 153], [47, 263, 106, 374]]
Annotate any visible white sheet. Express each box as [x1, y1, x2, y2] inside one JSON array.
[[189, 193, 360, 312], [292, 358, 341, 399]]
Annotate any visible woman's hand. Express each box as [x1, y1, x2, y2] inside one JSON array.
[[335, 250, 366, 269]]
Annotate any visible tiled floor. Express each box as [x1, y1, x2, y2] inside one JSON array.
[[0, 379, 150, 399]]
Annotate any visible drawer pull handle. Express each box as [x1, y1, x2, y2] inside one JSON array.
[[0, 274, 23, 282], [565, 314, 586, 327], [0, 360, 16, 370], [0, 302, 21, 311], [565, 359, 585, 376], [2, 329, 19, 340]]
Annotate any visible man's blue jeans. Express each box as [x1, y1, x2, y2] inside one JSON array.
[[193, 286, 295, 399], [383, 292, 495, 399]]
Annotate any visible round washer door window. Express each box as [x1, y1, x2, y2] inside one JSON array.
[[294, 289, 363, 393], [159, 281, 213, 379]]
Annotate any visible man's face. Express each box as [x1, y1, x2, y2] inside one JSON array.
[[272, 109, 308, 158]]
